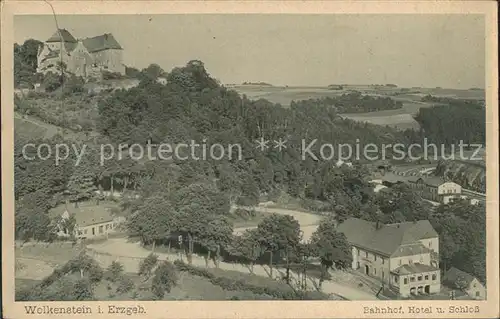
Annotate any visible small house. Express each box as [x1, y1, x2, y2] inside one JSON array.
[[443, 267, 486, 300], [50, 200, 120, 239]]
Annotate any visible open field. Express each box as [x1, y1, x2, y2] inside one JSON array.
[[15, 258, 55, 280], [231, 85, 483, 130], [232, 85, 484, 106], [15, 242, 82, 266], [340, 113, 420, 130]]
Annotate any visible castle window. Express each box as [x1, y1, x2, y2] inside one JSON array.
[[410, 277, 415, 282], [417, 276, 422, 281], [425, 275, 429, 280], [374, 255, 377, 261], [403, 278, 408, 284], [432, 274, 437, 280], [365, 251, 368, 258], [381, 258, 384, 264]]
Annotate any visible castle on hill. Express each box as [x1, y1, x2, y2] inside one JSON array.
[[37, 29, 125, 79]]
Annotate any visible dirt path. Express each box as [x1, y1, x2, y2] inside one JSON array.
[[88, 238, 377, 300]]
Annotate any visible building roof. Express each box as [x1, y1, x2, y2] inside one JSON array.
[[391, 242, 432, 258], [408, 176, 445, 187], [50, 201, 114, 227], [336, 218, 438, 257], [442, 267, 479, 287], [82, 33, 123, 53], [46, 29, 77, 43], [391, 263, 439, 275]]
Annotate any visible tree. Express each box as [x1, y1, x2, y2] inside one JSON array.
[[116, 276, 135, 294], [140, 63, 165, 83], [151, 261, 178, 299], [72, 278, 95, 300], [227, 229, 261, 274], [66, 162, 98, 202], [197, 215, 234, 268], [105, 260, 124, 283], [454, 276, 468, 291], [14, 39, 43, 87], [65, 252, 104, 283], [54, 213, 76, 237], [126, 195, 177, 249], [173, 182, 230, 264], [256, 214, 301, 280], [309, 218, 352, 289], [15, 206, 53, 242], [138, 253, 159, 280]]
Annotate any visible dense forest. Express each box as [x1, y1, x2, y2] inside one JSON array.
[[13, 45, 486, 285], [415, 97, 485, 146], [290, 92, 403, 114]]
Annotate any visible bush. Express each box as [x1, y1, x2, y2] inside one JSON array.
[[63, 75, 85, 95], [116, 276, 134, 294], [43, 72, 63, 92], [105, 261, 124, 282]]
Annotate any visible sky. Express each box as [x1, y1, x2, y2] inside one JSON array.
[[14, 14, 485, 89]]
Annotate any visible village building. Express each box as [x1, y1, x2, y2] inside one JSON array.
[[50, 201, 120, 240], [36, 29, 125, 79], [373, 173, 482, 205], [336, 218, 441, 298], [443, 267, 486, 300]]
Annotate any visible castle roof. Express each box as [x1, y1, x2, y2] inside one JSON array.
[[336, 218, 438, 257], [46, 29, 77, 43], [82, 33, 123, 53]]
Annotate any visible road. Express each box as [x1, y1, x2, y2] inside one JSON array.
[[87, 238, 377, 300], [232, 205, 324, 242]]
